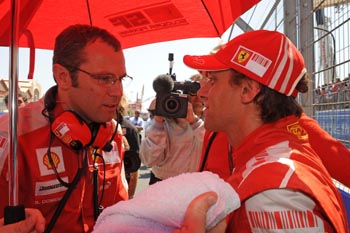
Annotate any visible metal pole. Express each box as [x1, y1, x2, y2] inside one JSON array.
[[299, 0, 315, 117], [8, 0, 20, 208], [4, 0, 25, 225]]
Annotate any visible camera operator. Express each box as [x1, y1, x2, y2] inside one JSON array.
[[139, 75, 205, 185]]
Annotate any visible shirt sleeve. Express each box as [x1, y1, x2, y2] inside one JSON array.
[[243, 189, 336, 232], [139, 119, 167, 166]]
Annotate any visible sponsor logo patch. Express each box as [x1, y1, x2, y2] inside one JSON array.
[[88, 142, 121, 167], [248, 209, 319, 230], [287, 122, 308, 141], [107, 3, 188, 38], [36, 146, 66, 176], [35, 178, 68, 196], [231, 45, 272, 78], [52, 122, 74, 145]]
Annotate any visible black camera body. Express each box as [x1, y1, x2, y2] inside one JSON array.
[[155, 80, 200, 118], [155, 92, 188, 118], [153, 53, 200, 118]]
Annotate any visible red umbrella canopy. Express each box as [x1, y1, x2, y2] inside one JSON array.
[[0, 0, 261, 50]]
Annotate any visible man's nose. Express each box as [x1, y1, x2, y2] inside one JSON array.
[[197, 83, 210, 98], [109, 83, 123, 96]]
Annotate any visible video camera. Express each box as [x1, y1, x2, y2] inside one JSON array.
[[152, 53, 200, 118]]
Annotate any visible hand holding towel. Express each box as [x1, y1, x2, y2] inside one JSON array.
[[93, 171, 240, 233]]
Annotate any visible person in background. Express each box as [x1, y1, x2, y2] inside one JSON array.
[[0, 24, 129, 232], [140, 77, 205, 185], [121, 130, 130, 151], [0, 208, 45, 233], [183, 29, 348, 231], [128, 110, 143, 133], [141, 111, 152, 131], [4, 91, 28, 110], [117, 95, 141, 199]]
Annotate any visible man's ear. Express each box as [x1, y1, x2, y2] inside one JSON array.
[[241, 80, 261, 104], [52, 64, 72, 89]]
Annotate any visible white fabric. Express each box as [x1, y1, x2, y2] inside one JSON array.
[[93, 171, 240, 233]]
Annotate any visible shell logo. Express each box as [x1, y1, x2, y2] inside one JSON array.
[[287, 122, 308, 141], [43, 151, 60, 169]]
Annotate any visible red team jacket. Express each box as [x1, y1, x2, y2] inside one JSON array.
[[200, 113, 350, 185], [226, 115, 348, 232], [299, 113, 350, 186], [0, 99, 128, 232], [199, 131, 232, 180]]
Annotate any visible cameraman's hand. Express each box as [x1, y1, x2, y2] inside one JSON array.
[[149, 99, 164, 123], [154, 115, 165, 123], [177, 102, 199, 124]]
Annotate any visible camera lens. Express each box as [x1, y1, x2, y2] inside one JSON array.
[[164, 97, 180, 113]]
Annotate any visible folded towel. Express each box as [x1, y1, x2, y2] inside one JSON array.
[[93, 171, 240, 233]]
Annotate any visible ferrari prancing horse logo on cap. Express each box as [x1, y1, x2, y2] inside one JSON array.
[[237, 49, 251, 63], [231, 45, 272, 78]]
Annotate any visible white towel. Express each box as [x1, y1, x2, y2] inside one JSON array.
[[93, 171, 240, 233]]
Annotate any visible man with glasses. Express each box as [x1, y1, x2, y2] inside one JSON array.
[[0, 24, 131, 232]]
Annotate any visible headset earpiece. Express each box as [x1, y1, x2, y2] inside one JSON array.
[[45, 86, 116, 150], [51, 111, 116, 151], [91, 120, 116, 152], [51, 111, 92, 150]]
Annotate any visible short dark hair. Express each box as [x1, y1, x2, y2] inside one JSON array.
[[53, 24, 122, 86], [229, 69, 309, 123]]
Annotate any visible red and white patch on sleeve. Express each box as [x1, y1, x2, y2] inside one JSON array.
[[247, 209, 319, 230]]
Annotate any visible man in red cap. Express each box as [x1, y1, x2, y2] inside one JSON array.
[[183, 30, 348, 232], [197, 46, 350, 186]]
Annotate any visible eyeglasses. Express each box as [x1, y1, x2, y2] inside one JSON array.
[[70, 67, 133, 87]]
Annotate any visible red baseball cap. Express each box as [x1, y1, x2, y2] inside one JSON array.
[[183, 30, 307, 97]]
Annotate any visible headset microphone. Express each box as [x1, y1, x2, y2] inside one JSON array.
[[100, 119, 118, 152]]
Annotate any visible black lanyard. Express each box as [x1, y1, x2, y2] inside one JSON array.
[[199, 132, 233, 175], [45, 148, 87, 233]]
